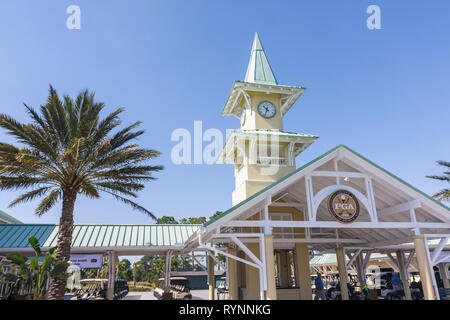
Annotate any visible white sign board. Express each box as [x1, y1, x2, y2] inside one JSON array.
[[70, 254, 103, 269]]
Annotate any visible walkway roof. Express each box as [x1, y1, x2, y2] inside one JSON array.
[[0, 224, 200, 255]]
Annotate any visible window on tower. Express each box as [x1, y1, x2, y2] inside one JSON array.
[[256, 143, 286, 166]]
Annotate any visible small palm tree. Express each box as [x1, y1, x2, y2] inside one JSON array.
[[427, 160, 450, 201], [4, 236, 68, 300], [0, 86, 162, 299]]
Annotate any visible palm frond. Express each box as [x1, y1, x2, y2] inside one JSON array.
[[426, 175, 450, 182], [101, 189, 156, 220], [9, 187, 52, 207], [432, 189, 450, 202], [35, 189, 61, 216]]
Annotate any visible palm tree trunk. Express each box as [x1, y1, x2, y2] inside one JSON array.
[[47, 190, 76, 300]]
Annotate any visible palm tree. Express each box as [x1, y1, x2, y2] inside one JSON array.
[[0, 86, 162, 299], [427, 160, 450, 201]]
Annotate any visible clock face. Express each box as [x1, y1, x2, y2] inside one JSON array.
[[257, 101, 276, 119]]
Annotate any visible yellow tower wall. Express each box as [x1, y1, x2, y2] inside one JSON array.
[[241, 92, 283, 131]]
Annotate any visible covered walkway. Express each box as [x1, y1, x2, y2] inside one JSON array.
[[0, 223, 201, 299]]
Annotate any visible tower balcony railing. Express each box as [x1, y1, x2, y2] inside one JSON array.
[[256, 156, 286, 166]]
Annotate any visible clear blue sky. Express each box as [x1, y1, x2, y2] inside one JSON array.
[[1, 0, 449, 225]]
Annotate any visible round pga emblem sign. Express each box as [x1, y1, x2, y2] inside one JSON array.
[[327, 190, 360, 223]]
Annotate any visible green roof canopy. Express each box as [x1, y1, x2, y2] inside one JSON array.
[[244, 32, 278, 85], [0, 224, 200, 250]]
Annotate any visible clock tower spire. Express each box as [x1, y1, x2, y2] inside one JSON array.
[[219, 33, 318, 205], [244, 32, 278, 86]]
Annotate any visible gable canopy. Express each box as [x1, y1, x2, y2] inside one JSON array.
[[186, 145, 450, 254]]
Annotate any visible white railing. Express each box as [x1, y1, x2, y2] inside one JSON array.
[[256, 156, 286, 166]]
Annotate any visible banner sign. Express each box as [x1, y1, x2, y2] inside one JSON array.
[[327, 189, 360, 223], [70, 254, 103, 269]]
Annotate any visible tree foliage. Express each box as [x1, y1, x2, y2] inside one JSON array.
[[0, 85, 163, 217], [427, 160, 450, 201], [2, 236, 68, 300]]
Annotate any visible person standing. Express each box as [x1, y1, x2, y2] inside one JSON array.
[[391, 273, 402, 291], [314, 272, 327, 300], [391, 272, 404, 299]]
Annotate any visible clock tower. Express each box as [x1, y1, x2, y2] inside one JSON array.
[[219, 33, 318, 205]]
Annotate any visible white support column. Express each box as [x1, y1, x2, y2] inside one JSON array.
[[264, 235, 277, 300], [355, 253, 366, 288], [163, 250, 173, 299], [227, 247, 238, 300], [397, 250, 412, 300], [413, 234, 437, 300], [208, 254, 215, 300], [423, 237, 440, 300], [336, 246, 349, 300], [264, 195, 272, 236], [258, 235, 267, 300]]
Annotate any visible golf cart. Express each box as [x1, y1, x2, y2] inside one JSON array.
[[67, 279, 129, 300], [217, 277, 229, 300], [153, 277, 192, 300], [325, 273, 361, 300], [69, 279, 108, 300]]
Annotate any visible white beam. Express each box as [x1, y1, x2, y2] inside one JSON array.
[[230, 236, 262, 267], [270, 202, 303, 208], [405, 251, 415, 269], [310, 171, 367, 178], [199, 244, 260, 269], [210, 237, 366, 244], [362, 251, 372, 269], [378, 199, 421, 218], [223, 220, 450, 230], [386, 253, 400, 271], [346, 249, 362, 268], [431, 237, 449, 265], [434, 253, 450, 265]]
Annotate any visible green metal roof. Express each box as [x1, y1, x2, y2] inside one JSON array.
[[244, 33, 278, 85], [0, 209, 22, 224], [0, 224, 200, 249], [205, 144, 450, 227]]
